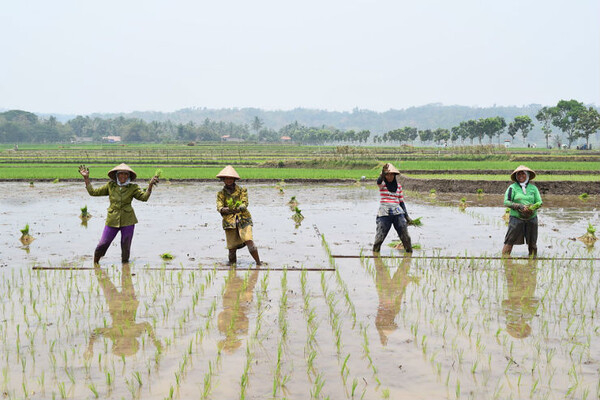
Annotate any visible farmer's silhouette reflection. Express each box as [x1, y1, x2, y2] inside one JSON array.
[[217, 267, 260, 353], [373, 252, 418, 346], [502, 258, 539, 339], [85, 263, 162, 358]]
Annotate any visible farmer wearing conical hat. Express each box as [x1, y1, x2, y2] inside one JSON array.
[[372, 163, 413, 253], [502, 165, 543, 257], [78, 163, 159, 264], [216, 165, 261, 265]]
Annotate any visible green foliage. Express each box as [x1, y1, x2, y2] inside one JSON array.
[[226, 198, 243, 209], [408, 217, 423, 227], [160, 253, 174, 260], [20, 224, 29, 236], [80, 205, 88, 217], [154, 168, 163, 178], [587, 222, 596, 235], [529, 203, 541, 211], [579, 193, 589, 200]]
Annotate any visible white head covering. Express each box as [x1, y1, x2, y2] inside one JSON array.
[[115, 171, 131, 186], [518, 171, 529, 194]]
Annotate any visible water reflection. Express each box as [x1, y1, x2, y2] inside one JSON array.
[[217, 267, 260, 353], [373, 252, 418, 345], [85, 263, 162, 358], [502, 258, 539, 339]]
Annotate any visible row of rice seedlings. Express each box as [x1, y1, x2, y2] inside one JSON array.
[[272, 268, 292, 397], [399, 254, 600, 399], [238, 269, 269, 399], [300, 268, 330, 399], [0, 263, 230, 399], [161, 267, 226, 400]]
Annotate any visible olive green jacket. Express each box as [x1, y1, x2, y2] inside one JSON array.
[[86, 181, 151, 227], [216, 185, 253, 230]]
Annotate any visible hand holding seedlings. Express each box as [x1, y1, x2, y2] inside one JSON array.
[[149, 175, 159, 189]]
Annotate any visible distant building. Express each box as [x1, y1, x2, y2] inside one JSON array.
[[280, 136, 292, 142], [504, 139, 511, 148], [102, 136, 122, 143]]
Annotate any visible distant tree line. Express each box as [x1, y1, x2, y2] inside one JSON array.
[[378, 99, 599, 148], [1, 99, 598, 147]]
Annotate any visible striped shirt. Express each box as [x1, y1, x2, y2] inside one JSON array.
[[377, 180, 405, 216]]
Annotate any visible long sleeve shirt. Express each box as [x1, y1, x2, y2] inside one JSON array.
[[376, 175, 407, 217], [503, 182, 542, 220], [216, 185, 253, 230], [86, 181, 151, 227]]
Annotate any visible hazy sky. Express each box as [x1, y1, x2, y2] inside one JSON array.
[[1, 0, 598, 114]]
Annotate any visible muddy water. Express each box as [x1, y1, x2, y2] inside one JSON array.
[[0, 182, 599, 399], [0, 182, 598, 267]]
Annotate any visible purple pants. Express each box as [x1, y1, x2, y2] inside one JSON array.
[[94, 225, 135, 263]]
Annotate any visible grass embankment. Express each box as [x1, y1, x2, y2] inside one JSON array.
[[0, 164, 377, 180], [1, 143, 598, 179], [405, 174, 600, 182]]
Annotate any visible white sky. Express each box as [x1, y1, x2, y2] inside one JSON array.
[[1, 0, 598, 114]]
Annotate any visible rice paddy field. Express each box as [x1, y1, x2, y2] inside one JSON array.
[[1, 181, 599, 399], [1, 144, 599, 182]]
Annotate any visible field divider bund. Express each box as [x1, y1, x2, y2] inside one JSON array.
[[31, 266, 335, 271], [332, 254, 600, 261]]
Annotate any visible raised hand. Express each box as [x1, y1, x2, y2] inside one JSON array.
[[78, 165, 90, 178]]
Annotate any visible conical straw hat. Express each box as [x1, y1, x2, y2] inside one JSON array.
[[108, 163, 137, 181], [216, 165, 240, 179], [385, 163, 400, 174], [510, 165, 536, 182]]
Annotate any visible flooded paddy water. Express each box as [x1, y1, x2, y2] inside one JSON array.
[[0, 182, 599, 399]]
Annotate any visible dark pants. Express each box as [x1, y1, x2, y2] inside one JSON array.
[[373, 215, 412, 252], [94, 225, 135, 263]]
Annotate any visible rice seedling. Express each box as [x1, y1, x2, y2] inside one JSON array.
[[578, 222, 597, 246], [288, 195, 299, 209], [79, 205, 92, 221], [578, 192, 589, 201], [159, 253, 175, 260], [19, 224, 34, 246], [407, 216, 423, 226], [291, 206, 304, 224], [458, 196, 467, 211]]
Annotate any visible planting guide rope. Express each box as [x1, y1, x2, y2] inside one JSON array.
[[333, 254, 600, 261]]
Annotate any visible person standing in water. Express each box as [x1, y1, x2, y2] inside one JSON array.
[[216, 165, 261, 265], [372, 163, 413, 253], [79, 163, 159, 264], [502, 165, 542, 258]]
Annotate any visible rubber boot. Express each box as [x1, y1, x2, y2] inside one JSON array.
[[249, 249, 261, 266], [228, 249, 237, 266]]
